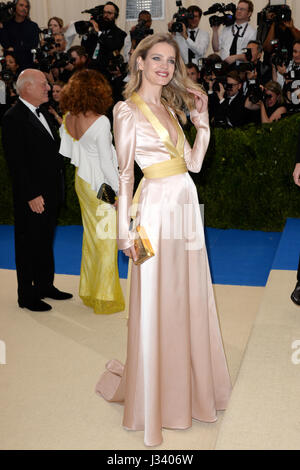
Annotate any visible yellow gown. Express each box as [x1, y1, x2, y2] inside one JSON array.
[[60, 114, 125, 315]]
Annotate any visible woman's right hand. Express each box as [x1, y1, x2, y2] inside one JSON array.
[[123, 245, 138, 262]]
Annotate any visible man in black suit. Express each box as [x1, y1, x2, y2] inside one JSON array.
[[291, 142, 300, 305], [214, 70, 247, 127], [81, 2, 126, 78], [2, 69, 72, 312]]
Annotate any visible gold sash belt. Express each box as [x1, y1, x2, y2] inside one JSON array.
[[132, 159, 188, 218], [130, 92, 188, 217]]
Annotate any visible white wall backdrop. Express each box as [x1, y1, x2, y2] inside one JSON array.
[[29, 0, 300, 52]]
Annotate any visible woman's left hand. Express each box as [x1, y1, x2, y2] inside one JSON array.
[[187, 88, 208, 114]]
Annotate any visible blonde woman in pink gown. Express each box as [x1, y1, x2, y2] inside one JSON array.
[[96, 33, 231, 447]]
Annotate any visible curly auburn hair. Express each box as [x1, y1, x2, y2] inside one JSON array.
[[60, 69, 113, 116]]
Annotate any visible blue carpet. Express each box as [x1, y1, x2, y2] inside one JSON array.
[[272, 218, 300, 271], [205, 228, 281, 286], [0, 224, 288, 286]]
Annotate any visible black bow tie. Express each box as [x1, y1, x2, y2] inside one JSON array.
[[36, 106, 42, 117]]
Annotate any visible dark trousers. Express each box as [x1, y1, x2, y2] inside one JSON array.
[[14, 199, 58, 302]]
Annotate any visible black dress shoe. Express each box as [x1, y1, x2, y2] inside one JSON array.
[[41, 287, 73, 301], [291, 281, 300, 306], [18, 299, 52, 312]]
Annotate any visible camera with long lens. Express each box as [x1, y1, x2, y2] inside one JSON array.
[[40, 28, 57, 53], [51, 52, 70, 69], [130, 19, 154, 48], [0, 1, 16, 24], [199, 57, 223, 76], [77, 4, 113, 36], [199, 58, 227, 92], [171, 1, 194, 34], [107, 50, 126, 74], [257, 3, 291, 27], [270, 39, 290, 67], [203, 2, 236, 27], [247, 79, 266, 104], [31, 48, 53, 73], [284, 66, 300, 81], [234, 48, 256, 73]]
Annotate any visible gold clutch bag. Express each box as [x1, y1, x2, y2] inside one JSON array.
[[132, 225, 155, 265]]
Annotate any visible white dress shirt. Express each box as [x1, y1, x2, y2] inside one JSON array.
[[219, 22, 257, 60], [175, 28, 210, 65], [20, 97, 54, 139]]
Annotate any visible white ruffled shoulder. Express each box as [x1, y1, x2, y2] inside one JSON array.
[[59, 114, 119, 193]]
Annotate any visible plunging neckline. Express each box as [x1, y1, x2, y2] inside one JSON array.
[[132, 92, 184, 156], [63, 113, 103, 142]]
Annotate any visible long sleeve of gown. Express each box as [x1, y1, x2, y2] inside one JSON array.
[[113, 101, 136, 251], [184, 109, 210, 173], [95, 117, 119, 194]]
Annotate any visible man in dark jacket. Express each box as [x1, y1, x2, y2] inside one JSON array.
[[2, 69, 72, 312], [0, 0, 39, 71], [81, 2, 126, 78], [214, 70, 247, 127], [291, 138, 300, 306]]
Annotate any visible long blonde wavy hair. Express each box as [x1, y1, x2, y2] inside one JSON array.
[[124, 33, 205, 124]]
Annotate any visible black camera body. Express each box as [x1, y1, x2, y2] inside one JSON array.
[[247, 79, 265, 104], [204, 2, 236, 28], [130, 19, 154, 47], [171, 1, 194, 33], [52, 52, 70, 69], [199, 57, 223, 76], [31, 48, 53, 73], [77, 5, 111, 36], [284, 65, 300, 81], [82, 5, 106, 27], [270, 39, 290, 67], [258, 4, 292, 26], [107, 50, 126, 74]]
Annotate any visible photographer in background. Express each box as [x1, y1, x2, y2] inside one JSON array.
[[81, 2, 126, 78], [272, 40, 300, 115], [3, 52, 20, 103], [169, 5, 209, 65], [186, 62, 200, 83], [68, 46, 90, 72], [0, 0, 39, 71], [49, 33, 73, 84], [245, 80, 286, 123], [124, 10, 153, 63], [261, 2, 300, 65], [47, 17, 77, 51], [199, 55, 227, 124], [226, 40, 272, 85], [214, 70, 247, 127], [48, 81, 64, 129], [212, 1, 256, 61], [0, 52, 20, 121], [273, 40, 300, 87]]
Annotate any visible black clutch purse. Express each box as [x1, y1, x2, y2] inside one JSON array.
[[97, 183, 116, 205]]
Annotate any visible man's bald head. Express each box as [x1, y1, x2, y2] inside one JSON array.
[[17, 69, 50, 107]]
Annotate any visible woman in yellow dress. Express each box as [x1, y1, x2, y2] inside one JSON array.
[[59, 69, 124, 315]]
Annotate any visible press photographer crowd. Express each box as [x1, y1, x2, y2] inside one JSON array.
[[0, 0, 300, 128]]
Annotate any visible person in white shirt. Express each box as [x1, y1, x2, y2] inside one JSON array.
[[212, 0, 257, 61], [168, 5, 209, 65]]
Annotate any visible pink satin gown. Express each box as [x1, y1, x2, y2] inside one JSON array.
[[96, 97, 232, 447]]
